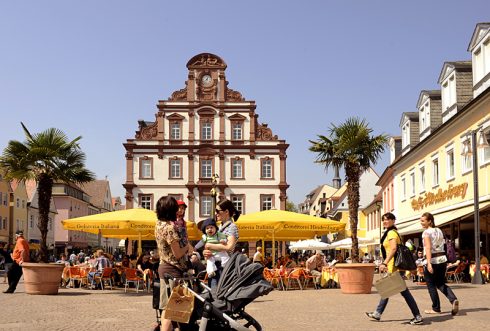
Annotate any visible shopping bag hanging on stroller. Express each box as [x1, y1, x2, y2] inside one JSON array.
[[163, 284, 195, 324]]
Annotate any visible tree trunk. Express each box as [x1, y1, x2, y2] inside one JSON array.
[[345, 164, 361, 263], [37, 174, 53, 263]]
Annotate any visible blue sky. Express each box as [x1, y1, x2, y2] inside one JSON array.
[[1, 1, 488, 205]]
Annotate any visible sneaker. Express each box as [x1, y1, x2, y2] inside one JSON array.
[[451, 300, 459, 316], [365, 312, 380, 321], [409, 315, 423, 325]]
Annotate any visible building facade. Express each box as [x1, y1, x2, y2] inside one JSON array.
[[0, 174, 11, 244], [123, 53, 289, 220], [390, 23, 490, 258]]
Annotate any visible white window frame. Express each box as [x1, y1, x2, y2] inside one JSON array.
[[232, 159, 243, 178], [141, 159, 152, 179], [419, 163, 426, 194], [231, 195, 244, 214], [140, 195, 152, 210], [261, 195, 273, 211], [446, 146, 455, 181], [461, 136, 473, 175], [200, 196, 212, 217], [201, 160, 212, 178], [201, 122, 212, 141], [170, 159, 181, 178], [432, 155, 439, 188], [261, 159, 273, 178], [170, 122, 181, 140], [232, 122, 243, 140], [402, 122, 410, 149], [401, 176, 406, 201], [409, 170, 415, 198]]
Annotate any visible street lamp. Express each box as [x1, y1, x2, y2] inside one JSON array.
[[210, 173, 219, 218], [462, 127, 489, 284]]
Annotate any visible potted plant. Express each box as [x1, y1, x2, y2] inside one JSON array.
[[0, 123, 95, 294], [310, 117, 387, 293]]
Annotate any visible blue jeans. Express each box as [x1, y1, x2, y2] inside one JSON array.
[[376, 274, 420, 317], [424, 262, 457, 312], [87, 271, 101, 286]]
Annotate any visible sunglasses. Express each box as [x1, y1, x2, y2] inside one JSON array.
[[215, 209, 224, 213]]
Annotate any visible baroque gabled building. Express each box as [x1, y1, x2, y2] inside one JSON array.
[[123, 53, 289, 220]]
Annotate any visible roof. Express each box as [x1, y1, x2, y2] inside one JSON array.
[[438, 61, 472, 84], [81, 180, 111, 209], [399, 112, 419, 127]]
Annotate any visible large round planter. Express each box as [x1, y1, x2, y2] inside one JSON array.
[[335, 263, 376, 294], [22, 262, 65, 295]]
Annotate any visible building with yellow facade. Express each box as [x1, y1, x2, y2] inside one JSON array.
[[0, 174, 12, 244], [390, 23, 490, 259]]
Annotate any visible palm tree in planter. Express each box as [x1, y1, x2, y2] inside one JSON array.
[[0, 123, 94, 294], [310, 117, 387, 293]]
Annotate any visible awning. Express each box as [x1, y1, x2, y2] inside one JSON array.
[[398, 201, 490, 235]]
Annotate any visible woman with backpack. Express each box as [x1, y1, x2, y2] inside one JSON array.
[[420, 212, 459, 315]]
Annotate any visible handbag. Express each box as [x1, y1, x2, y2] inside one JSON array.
[[394, 232, 417, 271], [163, 284, 195, 324], [374, 272, 407, 299]]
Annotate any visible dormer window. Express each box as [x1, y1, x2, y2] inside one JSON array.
[[402, 122, 410, 149], [442, 75, 456, 111], [419, 101, 430, 133]]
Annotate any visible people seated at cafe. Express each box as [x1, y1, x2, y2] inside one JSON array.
[[446, 253, 461, 272], [305, 251, 326, 289], [481, 254, 489, 265], [284, 255, 297, 268], [87, 249, 111, 288], [136, 254, 153, 287]]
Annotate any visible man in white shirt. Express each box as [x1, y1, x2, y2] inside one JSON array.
[[253, 247, 264, 265], [306, 251, 325, 289]]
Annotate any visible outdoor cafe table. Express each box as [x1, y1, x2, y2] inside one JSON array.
[[469, 263, 490, 281], [320, 266, 338, 287]]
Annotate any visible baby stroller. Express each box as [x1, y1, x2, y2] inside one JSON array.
[[153, 252, 273, 330]]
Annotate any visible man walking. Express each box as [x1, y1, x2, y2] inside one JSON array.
[[4, 230, 29, 293]]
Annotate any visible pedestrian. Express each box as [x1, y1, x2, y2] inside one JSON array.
[[420, 212, 459, 315], [3, 230, 30, 293], [203, 199, 240, 267], [0, 243, 13, 283], [155, 196, 193, 331], [366, 212, 423, 325]]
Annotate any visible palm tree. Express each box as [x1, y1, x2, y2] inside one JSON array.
[[0, 123, 95, 262], [309, 117, 388, 262]]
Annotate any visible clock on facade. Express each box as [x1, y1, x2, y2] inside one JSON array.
[[201, 74, 212, 86]]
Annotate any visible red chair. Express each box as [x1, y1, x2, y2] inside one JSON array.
[[93, 267, 114, 290], [124, 268, 144, 293], [285, 268, 303, 290]]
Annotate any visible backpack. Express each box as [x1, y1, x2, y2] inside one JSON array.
[[444, 238, 457, 263]]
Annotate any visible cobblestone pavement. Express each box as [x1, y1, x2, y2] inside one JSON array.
[[1, 279, 489, 330]]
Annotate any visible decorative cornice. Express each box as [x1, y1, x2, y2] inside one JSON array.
[[135, 121, 158, 140], [168, 86, 187, 101], [226, 88, 245, 102], [256, 123, 278, 141], [187, 53, 227, 70]]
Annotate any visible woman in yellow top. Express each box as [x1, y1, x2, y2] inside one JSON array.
[[366, 213, 423, 325]]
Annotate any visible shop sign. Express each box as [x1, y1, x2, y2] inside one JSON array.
[[411, 182, 468, 211]]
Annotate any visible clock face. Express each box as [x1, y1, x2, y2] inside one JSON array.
[[201, 75, 212, 85]]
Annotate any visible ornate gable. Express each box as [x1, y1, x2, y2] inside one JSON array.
[[135, 120, 158, 140], [256, 123, 278, 141], [187, 53, 227, 70]]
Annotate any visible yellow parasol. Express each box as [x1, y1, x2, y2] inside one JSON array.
[[236, 209, 345, 265]]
